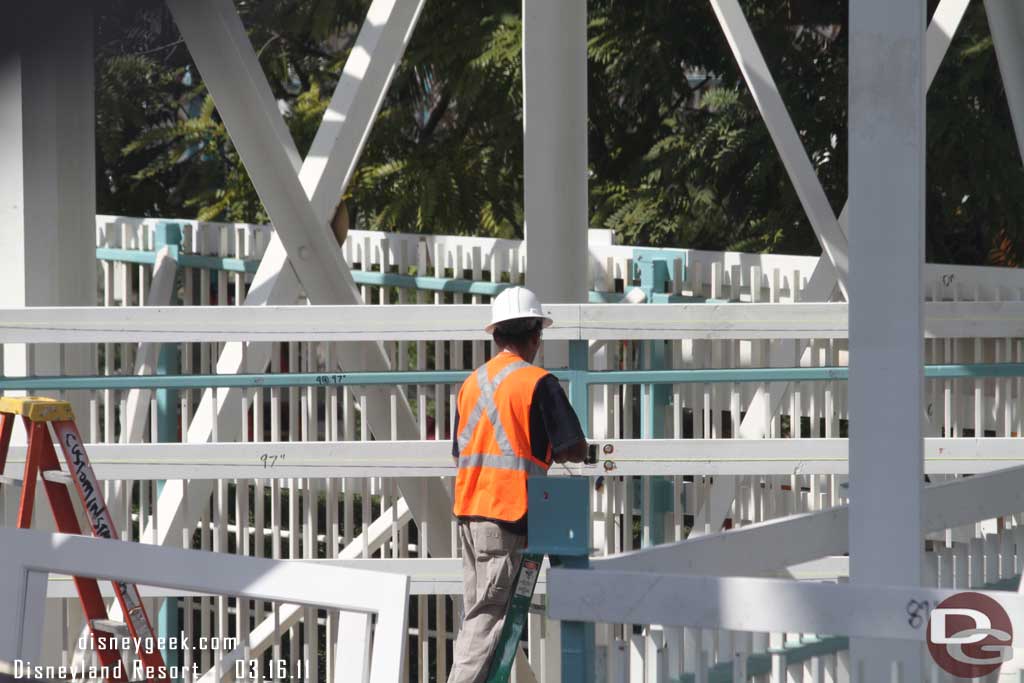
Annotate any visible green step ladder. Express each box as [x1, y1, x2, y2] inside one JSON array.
[[486, 475, 595, 683], [485, 552, 545, 683]]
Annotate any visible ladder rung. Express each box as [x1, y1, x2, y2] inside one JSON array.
[[90, 619, 130, 637], [41, 470, 73, 486], [0, 475, 22, 487]]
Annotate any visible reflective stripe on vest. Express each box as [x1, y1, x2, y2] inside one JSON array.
[[457, 452, 547, 477], [453, 354, 550, 522], [456, 360, 529, 457]]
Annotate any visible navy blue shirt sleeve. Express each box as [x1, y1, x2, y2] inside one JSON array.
[[451, 405, 460, 458], [529, 374, 585, 462]]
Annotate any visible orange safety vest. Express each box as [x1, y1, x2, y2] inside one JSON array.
[[453, 352, 551, 523]]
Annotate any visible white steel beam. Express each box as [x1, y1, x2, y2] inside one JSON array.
[[158, 0, 452, 563], [0, 14, 98, 659], [167, 0, 356, 303], [687, 475, 736, 538], [161, 0, 423, 408], [5, 437, 1024, 479], [0, 528, 410, 683], [984, 0, 1024, 165], [593, 461, 1024, 576], [737, 0, 971, 439], [522, 0, 588, 306], [709, 0, 849, 297], [0, 2, 96, 429], [848, 0, 926, 675], [114, 1, 440, 661], [522, 0, 587, 374], [167, 0, 426, 305], [546, 571, 1024, 642], [44, 557, 850, 599], [8, 300, 1024, 343], [297, 0, 423, 224]]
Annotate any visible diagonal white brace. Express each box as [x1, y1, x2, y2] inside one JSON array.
[[298, 0, 424, 222], [547, 571, 1024, 641], [800, 0, 971, 303], [984, 0, 1024, 164], [167, 0, 362, 302], [155, 0, 444, 553], [593, 460, 1024, 577], [158, 3, 441, 677], [98, 0, 441, 659], [710, 0, 849, 298], [736, 0, 972, 439], [121, 246, 179, 445], [81, 246, 182, 600]]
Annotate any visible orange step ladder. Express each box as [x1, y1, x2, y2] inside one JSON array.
[[0, 397, 168, 682]]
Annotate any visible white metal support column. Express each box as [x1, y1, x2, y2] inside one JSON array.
[[848, 0, 926, 677], [522, 0, 588, 365], [521, 9, 587, 677], [0, 2, 96, 404], [0, 2, 96, 665]]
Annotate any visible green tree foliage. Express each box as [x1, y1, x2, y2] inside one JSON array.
[[586, 1, 848, 254], [925, 4, 1024, 266], [95, 0, 1024, 265]]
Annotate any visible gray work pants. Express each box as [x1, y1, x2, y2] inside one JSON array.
[[447, 520, 526, 683]]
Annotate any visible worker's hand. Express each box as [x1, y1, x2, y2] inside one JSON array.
[[553, 440, 588, 464]]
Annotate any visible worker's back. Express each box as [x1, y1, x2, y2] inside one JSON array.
[[453, 351, 551, 523]]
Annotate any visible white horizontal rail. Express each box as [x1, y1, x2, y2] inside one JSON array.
[[590, 437, 1024, 476], [2, 438, 1021, 479], [45, 558, 505, 598], [546, 570, 1024, 640], [3, 301, 1024, 342], [44, 555, 853, 599], [593, 461, 1024, 575]]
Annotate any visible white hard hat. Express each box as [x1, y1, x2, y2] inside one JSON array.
[[485, 286, 554, 334]]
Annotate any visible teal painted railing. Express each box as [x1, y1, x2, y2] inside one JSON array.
[[96, 246, 690, 302], [98, 246, 511, 295], [96, 246, 261, 274], [4, 363, 1024, 392]]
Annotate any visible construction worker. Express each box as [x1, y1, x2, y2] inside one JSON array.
[[447, 286, 588, 683]]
